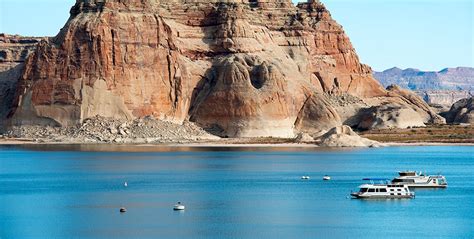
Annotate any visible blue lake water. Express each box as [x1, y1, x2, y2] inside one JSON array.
[[0, 145, 473, 239]]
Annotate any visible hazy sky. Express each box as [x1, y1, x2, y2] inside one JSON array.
[[0, 0, 472, 71]]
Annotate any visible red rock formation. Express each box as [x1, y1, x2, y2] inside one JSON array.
[[0, 34, 45, 123], [6, 0, 438, 136], [0, 34, 45, 72]]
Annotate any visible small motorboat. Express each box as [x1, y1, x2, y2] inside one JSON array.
[[301, 176, 310, 180], [351, 178, 415, 199], [120, 207, 127, 213], [323, 175, 331, 181], [173, 202, 185, 211]]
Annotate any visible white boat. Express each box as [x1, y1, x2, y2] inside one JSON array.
[[391, 171, 448, 188], [351, 178, 415, 199], [301, 176, 310, 180], [173, 202, 185, 211], [323, 175, 331, 181]]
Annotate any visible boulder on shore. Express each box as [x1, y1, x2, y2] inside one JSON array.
[[319, 125, 382, 147], [294, 132, 315, 143]]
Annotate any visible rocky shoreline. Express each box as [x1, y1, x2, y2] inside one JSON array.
[[1, 117, 384, 147], [2, 116, 219, 144]]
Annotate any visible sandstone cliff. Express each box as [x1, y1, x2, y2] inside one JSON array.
[[442, 97, 474, 125], [0, 34, 45, 125], [3, 0, 443, 137], [419, 90, 473, 107], [357, 85, 446, 130]]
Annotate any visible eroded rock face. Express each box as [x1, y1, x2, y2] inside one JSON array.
[[442, 98, 474, 124], [0, 34, 44, 72], [7, 0, 384, 137], [357, 85, 446, 130], [0, 34, 45, 128], [5, 0, 442, 137], [419, 90, 473, 107], [385, 85, 446, 125], [357, 104, 426, 130]]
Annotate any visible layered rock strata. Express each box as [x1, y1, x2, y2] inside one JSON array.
[[419, 90, 473, 107], [0, 34, 45, 125], [375, 67, 474, 91], [4, 0, 443, 137]]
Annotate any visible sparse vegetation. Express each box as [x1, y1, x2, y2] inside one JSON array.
[[360, 124, 474, 143]]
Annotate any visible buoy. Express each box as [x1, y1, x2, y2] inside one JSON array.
[[323, 175, 331, 181], [124, 182, 128, 187], [173, 202, 185, 211], [120, 207, 127, 213]]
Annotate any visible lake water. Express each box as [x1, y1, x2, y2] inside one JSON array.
[[0, 145, 473, 239]]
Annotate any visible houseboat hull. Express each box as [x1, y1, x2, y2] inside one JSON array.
[[394, 184, 447, 189], [351, 193, 415, 199]]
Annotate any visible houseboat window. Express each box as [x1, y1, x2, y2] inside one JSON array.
[[394, 179, 415, 183], [380, 189, 387, 192], [368, 189, 375, 192]]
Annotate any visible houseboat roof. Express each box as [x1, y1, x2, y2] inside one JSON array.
[[398, 171, 418, 176]]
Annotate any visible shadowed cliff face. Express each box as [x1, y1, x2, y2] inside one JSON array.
[[0, 34, 46, 129], [5, 0, 440, 137]]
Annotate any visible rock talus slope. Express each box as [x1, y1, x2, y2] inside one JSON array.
[[4, 0, 442, 137]]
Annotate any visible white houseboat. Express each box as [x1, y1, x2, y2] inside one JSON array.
[[391, 171, 448, 188], [351, 178, 415, 199]]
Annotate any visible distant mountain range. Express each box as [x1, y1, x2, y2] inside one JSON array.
[[374, 67, 473, 107], [374, 67, 473, 91]]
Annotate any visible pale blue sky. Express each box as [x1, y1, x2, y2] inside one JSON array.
[[0, 0, 472, 71]]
